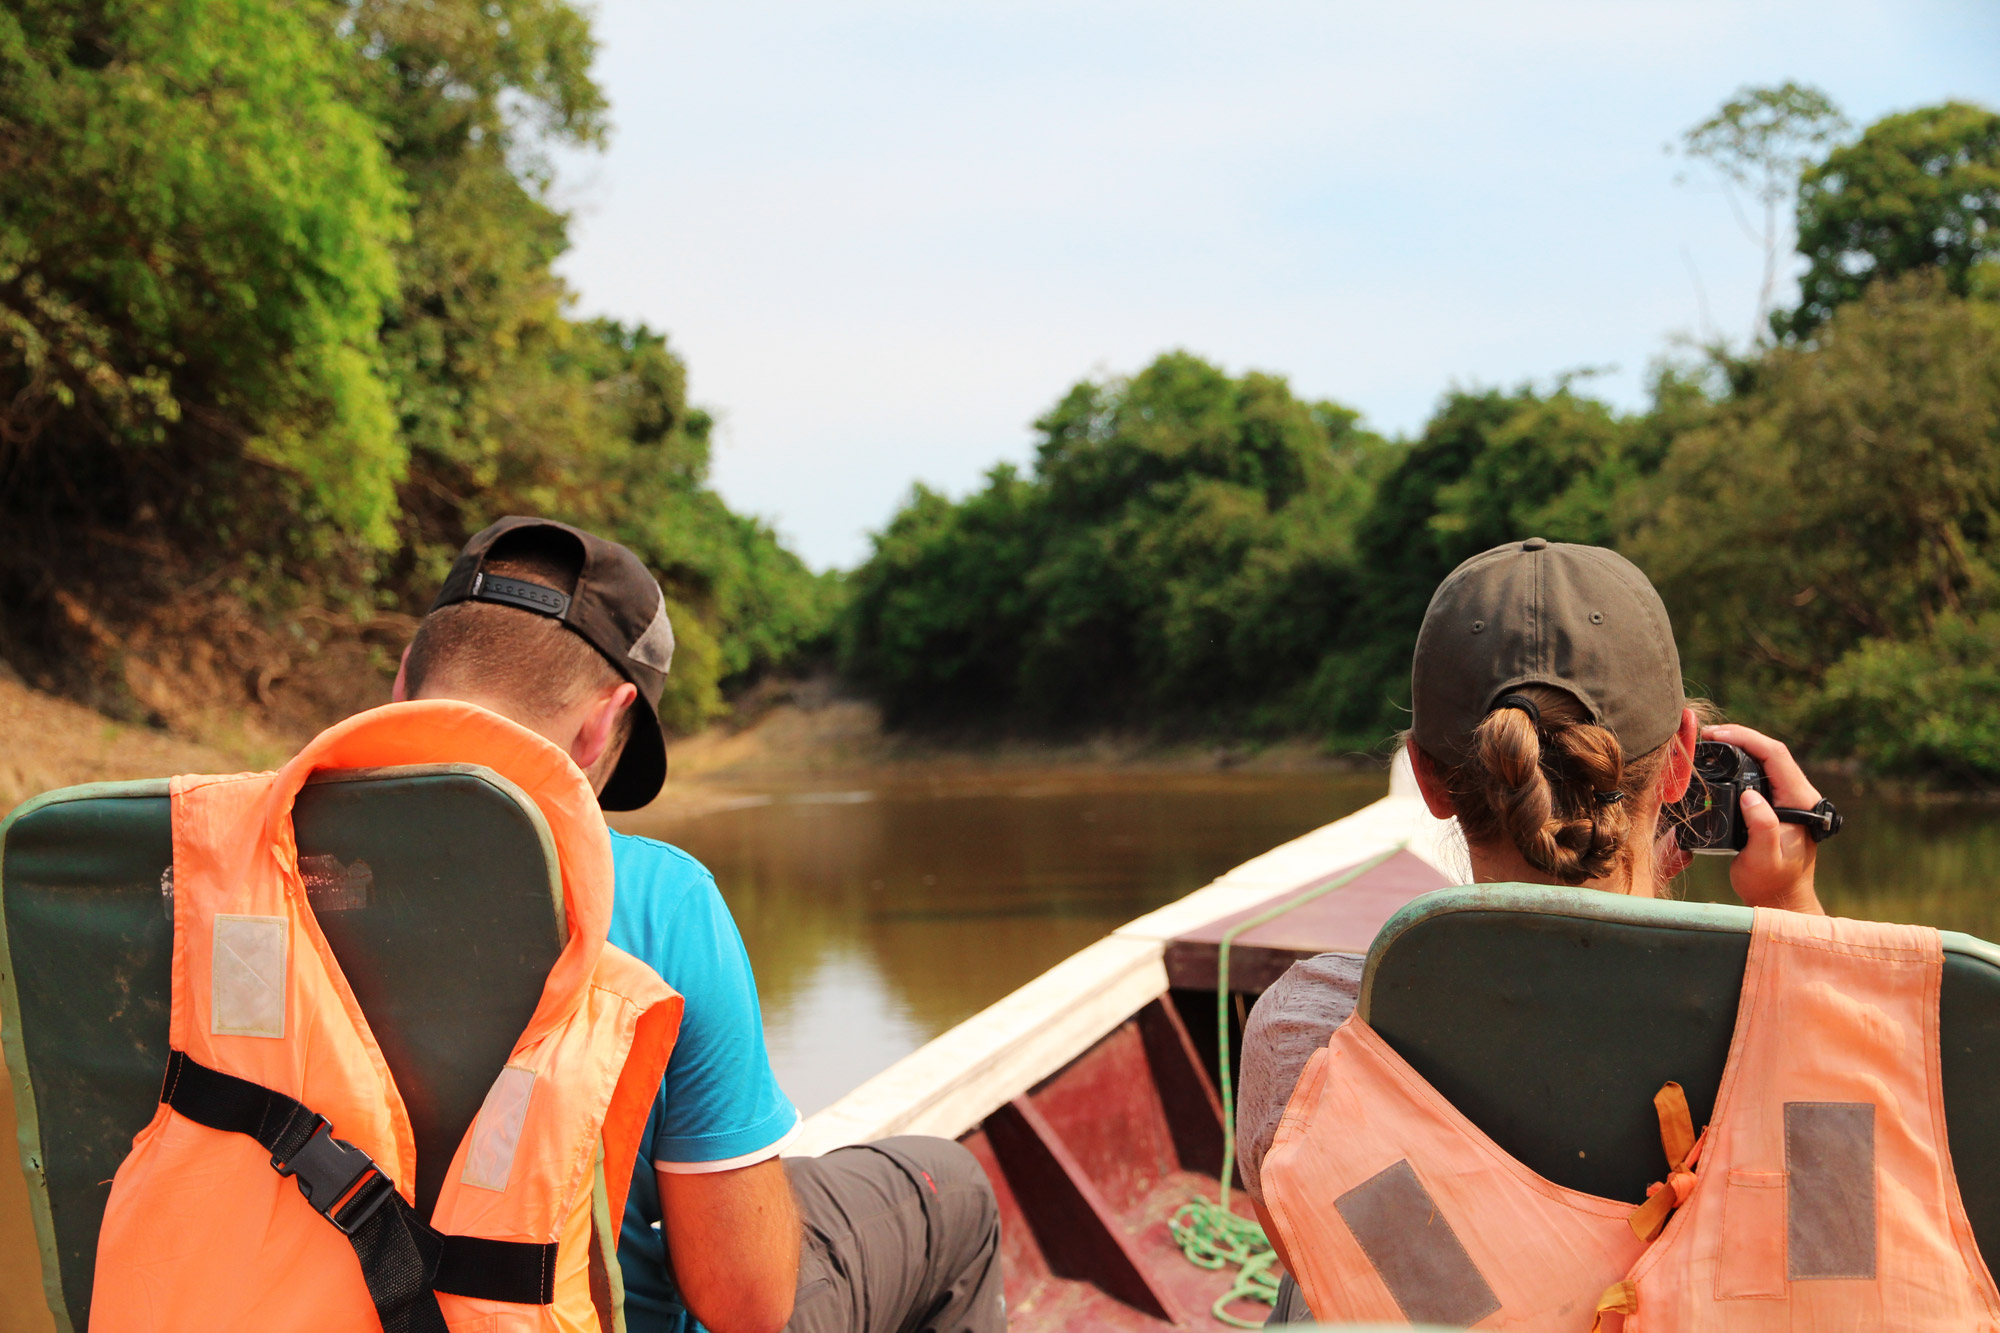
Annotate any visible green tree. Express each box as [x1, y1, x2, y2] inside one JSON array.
[[0, 0, 408, 545], [1810, 612, 2000, 785], [841, 353, 1387, 731], [1678, 82, 1849, 338], [345, 0, 836, 719], [0, 0, 834, 733], [1782, 101, 2000, 337], [1632, 276, 2000, 730], [840, 471, 1044, 722]]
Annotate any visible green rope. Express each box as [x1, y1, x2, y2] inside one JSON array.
[[1168, 844, 1405, 1327], [1169, 1198, 1280, 1327]]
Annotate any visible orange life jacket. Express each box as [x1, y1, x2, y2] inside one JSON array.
[[89, 701, 683, 1333], [1260, 908, 2000, 1331]]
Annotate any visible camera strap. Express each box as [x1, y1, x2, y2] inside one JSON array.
[[1772, 798, 1842, 842]]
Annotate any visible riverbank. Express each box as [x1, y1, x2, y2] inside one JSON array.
[[1, 672, 1373, 818], [0, 672, 251, 815], [666, 675, 1363, 776]]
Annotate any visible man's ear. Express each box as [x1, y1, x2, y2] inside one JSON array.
[[392, 644, 413, 703], [571, 681, 640, 776], [1407, 734, 1458, 821], [1661, 707, 1700, 804]]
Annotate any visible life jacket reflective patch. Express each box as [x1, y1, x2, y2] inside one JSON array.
[[1261, 909, 2000, 1331], [1264, 1021, 1645, 1327], [88, 701, 683, 1333], [1333, 1158, 1501, 1327]]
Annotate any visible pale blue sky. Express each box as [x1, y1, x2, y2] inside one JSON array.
[[552, 1, 2000, 570]]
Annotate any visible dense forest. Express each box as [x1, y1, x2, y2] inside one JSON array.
[[842, 95, 2000, 781], [0, 0, 834, 740], [2, 1, 1997, 785]]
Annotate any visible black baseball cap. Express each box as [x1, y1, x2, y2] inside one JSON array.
[[431, 516, 676, 810], [1411, 538, 1684, 762]]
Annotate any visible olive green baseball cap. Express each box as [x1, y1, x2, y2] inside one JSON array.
[[1410, 538, 1683, 761]]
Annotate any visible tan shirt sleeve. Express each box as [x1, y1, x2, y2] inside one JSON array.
[[1234, 952, 1364, 1206]]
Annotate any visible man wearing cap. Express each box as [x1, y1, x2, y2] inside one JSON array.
[[393, 517, 1003, 1333]]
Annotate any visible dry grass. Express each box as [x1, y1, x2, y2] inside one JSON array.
[[0, 671, 253, 815]]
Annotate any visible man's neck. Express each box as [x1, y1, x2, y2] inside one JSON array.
[[412, 685, 567, 751]]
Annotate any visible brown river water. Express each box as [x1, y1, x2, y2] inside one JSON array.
[[4, 765, 1997, 1324]]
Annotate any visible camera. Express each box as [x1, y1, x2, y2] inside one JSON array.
[[1669, 741, 1771, 855]]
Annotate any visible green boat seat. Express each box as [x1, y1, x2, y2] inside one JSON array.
[[1, 766, 567, 1331], [1360, 885, 2000, 1263]]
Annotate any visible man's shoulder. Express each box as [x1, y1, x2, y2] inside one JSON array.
[[607, 831, 728, 938], [609, 829, 716, 890]]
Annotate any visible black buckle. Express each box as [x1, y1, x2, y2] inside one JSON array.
[[469, 571, 570, 619], [1775, 798, 1844, 843], [273, 1117, 397, 1235]]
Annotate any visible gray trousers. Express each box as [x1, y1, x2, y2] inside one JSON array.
[[1266, 1272, 1312, 1324], [783, 1136, 1004, 1333]]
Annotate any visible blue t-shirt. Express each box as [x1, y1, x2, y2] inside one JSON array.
[[606, 831, 799, 1330]]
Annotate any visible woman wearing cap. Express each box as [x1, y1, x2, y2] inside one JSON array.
[[1235, 538, 1831, 1324]]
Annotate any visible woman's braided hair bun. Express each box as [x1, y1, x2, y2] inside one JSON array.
[[1445, 683, 1661, 886]]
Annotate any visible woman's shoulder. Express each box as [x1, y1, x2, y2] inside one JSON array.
[[1235, 952, 1366, 1204], [1251, 951, 1365, 1038]]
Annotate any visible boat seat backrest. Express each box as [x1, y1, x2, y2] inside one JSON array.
[[1358, 886, 2000, 1262], [0, 768, 566, 1329]]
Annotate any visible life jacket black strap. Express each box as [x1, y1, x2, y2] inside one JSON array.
[[160, 1050, 560, 1320]]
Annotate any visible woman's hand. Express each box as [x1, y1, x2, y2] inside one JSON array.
[[1704, 724, 1827, 916]]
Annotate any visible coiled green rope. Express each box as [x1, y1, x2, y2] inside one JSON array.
[[1168, 845, 1405, 1327], [1169, 1198, 1281, 1327]]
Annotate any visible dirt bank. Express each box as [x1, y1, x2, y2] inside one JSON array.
[[2, 670, 1368, 820], [660, 678, 1365, 787], [0, 671, 252, 814]]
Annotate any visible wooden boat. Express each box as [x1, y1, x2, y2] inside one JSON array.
[[787, 754, 1466, 1329], [791, 756, 2000, 1332]]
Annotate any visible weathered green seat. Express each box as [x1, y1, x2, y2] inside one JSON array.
[[0, 767, 567, 1331], [1360, 885, 2000, 1261]]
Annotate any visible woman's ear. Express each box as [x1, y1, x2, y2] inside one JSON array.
[[391, 644, 412, 703], [1661, 707, 1699, 803], [1407, 734, 1458, 821]]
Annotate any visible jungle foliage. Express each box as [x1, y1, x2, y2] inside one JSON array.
[[845, 93, 2000, 781], [0, 0, 832, 732]]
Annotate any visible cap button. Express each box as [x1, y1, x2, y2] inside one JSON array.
[[1521, 537, 1549, 551]]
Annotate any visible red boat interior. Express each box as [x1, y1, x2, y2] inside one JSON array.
[[968, 850, 1449, 1330]]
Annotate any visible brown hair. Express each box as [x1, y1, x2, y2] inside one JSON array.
[[1423, 683, 1681, 887], [405, 532, 632, 750]]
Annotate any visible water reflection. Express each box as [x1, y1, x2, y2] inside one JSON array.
[[614, 769, 1382, 1113]]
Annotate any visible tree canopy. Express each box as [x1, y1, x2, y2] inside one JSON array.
[[0, 0, 832, 734], [1677, 81, 1849, 334], [1783, 101, 2000, 337], [0, 0, 407, 540], [6, 30, 1998, 790], [844, 95, 2000, 782], [843, 352, 1391, 729]]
